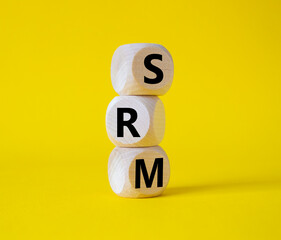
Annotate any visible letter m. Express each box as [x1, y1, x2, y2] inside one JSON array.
[[135, 158, 163, 189]]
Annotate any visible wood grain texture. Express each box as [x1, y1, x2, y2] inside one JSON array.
[[108, 146, 170, 198], [106, 96, 165, 147], [111, 43, 174, 95]]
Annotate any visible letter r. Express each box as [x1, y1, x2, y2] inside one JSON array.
[[117, 108, 140, 138]]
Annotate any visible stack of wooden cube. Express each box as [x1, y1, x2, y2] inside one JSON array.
[[106, 43, 174, 198]]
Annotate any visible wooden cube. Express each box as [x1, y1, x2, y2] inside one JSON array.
[[108, 146, 170, 198], [111, 43, 174, 96], [106, 96, 165, 147]]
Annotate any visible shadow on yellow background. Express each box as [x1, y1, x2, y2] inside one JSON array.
[[164, 179, 281, 197], [0, 0, 281, 239]]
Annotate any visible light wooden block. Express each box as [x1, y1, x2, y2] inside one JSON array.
[[106, 96, 165, 147], [108, 146, 170, 198], [111, 43, 174, 95]]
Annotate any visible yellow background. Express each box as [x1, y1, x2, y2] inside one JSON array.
[[1, 0, 281, 239]]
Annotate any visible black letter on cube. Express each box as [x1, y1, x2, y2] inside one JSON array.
[[135, 158, 163, 188], [117, 108, 140, 137], [144, 54, 164, 84]]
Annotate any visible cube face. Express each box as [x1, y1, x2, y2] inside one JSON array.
[[111, 43, 174, 95], [106, 96, 165, 147], [108, 146, 170, 198]]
